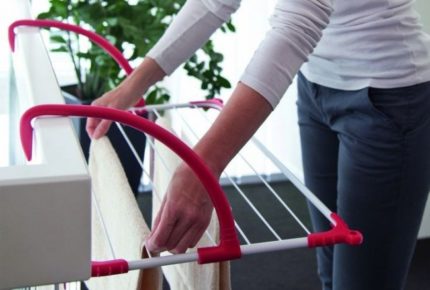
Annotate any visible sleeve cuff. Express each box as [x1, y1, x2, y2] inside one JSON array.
[[239, 75, 280, 109]]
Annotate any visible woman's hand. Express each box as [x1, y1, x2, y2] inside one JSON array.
[[146, 164, 216, 254], [86, 85, 141, 139], [145, 83, 272, 254], [86, 57, 166, 139]]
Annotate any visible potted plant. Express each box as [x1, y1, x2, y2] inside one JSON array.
[[36, 0, 235, 193]]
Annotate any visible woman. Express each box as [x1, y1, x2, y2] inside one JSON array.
[[87, 0, 430, 289]]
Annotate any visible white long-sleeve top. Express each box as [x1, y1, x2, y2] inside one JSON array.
[[147, 0, 430, 108]]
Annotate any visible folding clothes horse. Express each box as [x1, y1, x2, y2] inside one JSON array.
[[10, 17, 362, 290], [19, 103, 363, 278], [152, 113, 231, 290], [87, 124, 230, 290]]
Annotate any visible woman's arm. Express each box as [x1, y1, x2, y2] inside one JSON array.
[[86, 57, 166, 138], [86, 0, 241, 138], [146, 0, 333, 253], [146, 83, 273, 253], [87, 0, 333, 254]]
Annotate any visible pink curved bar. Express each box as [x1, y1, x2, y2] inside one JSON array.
[[20, 104, 241, 266], [9, 19, 145, 107], [9, 19, 133, 74]]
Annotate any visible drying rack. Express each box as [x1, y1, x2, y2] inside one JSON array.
[[20, 99, 363, 277], [7, 16, 362, 288]]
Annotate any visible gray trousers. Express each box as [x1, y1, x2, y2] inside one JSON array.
[[297, 72, 430, 290]]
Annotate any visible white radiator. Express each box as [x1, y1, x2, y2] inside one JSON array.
[[0, 1, 91, 289]]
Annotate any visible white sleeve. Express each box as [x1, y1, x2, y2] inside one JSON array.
[[146, 0, 241, 75], [240, 0, 333, 108]]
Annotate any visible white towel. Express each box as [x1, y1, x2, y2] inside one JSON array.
[[152, 113, 231, 290], [86, 137, 162, 290]]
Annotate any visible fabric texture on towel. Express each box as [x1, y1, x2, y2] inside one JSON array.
[[152, 113, 231, 290], [86, 137, 162, 290]]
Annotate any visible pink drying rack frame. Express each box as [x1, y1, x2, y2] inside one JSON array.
[[11, 19, 362, 278], [20, 101, 362, 277]]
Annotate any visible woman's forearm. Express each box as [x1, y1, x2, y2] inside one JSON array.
[[146, 81, 272, 254], [193, 82, 273, 176], [116, 57, 166, 103]]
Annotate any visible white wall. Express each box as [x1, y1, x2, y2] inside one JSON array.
[[414, 0, 430, 238], [415, 0, 430, 33]]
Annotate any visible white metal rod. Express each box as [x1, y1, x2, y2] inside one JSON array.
[[130, 101, 222, 112], [250, 137, 334, 224], [131, 102, 192, 111], [144, 110, 217, 245], [128, 252, 199, 270], [140, 144, 216, 246], [92, 193, 116, 259], [113, 122, 176, 256], [188, 103, 334, 224], [234, 220, 251, 245], [240, 237, 308, 256], [170, 108, 277, 241], [194, 106, 311, 234], [115, 122, 144, 168], [152, 107, 260, 245], [106, 116, 218, 262], [144, 122, 237, 250], [116, 116, 167, 252], [145, 132, 175, 178], [233, 154, 311, 234], [222, 170, 283, 240], [127, 237, 308, 271], [117, 126, 181, 257]]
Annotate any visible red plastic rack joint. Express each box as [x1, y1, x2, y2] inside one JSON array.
[[197, 226, 241, 264], [91, 259, 129, 277], [307, 213, 363, 248]]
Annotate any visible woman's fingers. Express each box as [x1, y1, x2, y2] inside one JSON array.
[[86, 117, 112, 139], [170, 224, 207, 254], [93, 119, 112, 139], [146, 168, 214, 254], [86, 96, 112, 139], [85, 116, 99, 138], [151, 197, 167, 233], [85, 88, 132, 139], [163, 204, 211, 252], [146, 199, 178, 252], [147, 199, 211, 254]]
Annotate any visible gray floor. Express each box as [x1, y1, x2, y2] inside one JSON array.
[[223, 181, 321, 290], [136, 180, 430, 290]]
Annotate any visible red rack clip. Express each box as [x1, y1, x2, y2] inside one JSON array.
[[91, 260, 129, 277], [307, 213, 363, 247], [198, 226, 241, 264]]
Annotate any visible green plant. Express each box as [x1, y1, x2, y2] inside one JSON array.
[[38, 0, 236, 103]]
